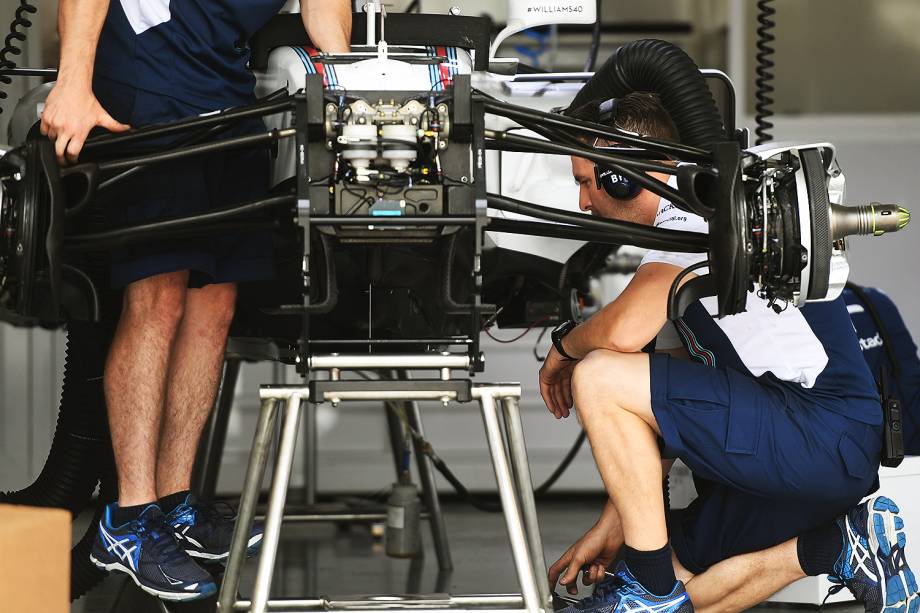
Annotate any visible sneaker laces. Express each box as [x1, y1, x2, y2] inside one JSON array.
[[575, 574, 626, 610], [132, 513, 189, 566], [173, 499, 236, 537], [822, 576, 854, 606]]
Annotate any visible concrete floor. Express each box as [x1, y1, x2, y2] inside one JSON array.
[[70, 498, 861, 613]]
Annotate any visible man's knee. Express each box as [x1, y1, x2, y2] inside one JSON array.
[[572, 349, 627, 422], [123, 272, 188, 332], [189, 283, 237, 334]]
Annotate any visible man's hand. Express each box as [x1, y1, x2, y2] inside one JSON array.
[[548, 518, 622, 595], [539, 346, 576, 419], [40, 80, 129, 165]]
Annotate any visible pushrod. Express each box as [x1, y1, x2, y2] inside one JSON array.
[[487, 193, 708, 253], [486, 130, 688, 208], [478, 96, 711, 162], [83, 93, 295, 151], [96, 128, 296, 172]]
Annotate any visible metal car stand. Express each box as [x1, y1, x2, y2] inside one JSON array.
[[217, 353, 552, 613], [190, 346, 456, 573]]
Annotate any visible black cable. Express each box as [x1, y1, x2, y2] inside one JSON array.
[[754, 0, 776, 144], [414, 425, 588, 513], [583, 0, 602, 72], [0, 0, 37, 114], [487, 194, 709, 253]]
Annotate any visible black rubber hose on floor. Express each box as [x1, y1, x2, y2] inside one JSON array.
[[569, 38, 725, 150], [0, 320, 116, 600]]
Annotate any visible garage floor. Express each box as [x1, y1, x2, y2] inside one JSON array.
[[71, 498, 860, 613]]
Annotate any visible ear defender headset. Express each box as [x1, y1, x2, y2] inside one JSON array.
[[593, 98, 643, 201]]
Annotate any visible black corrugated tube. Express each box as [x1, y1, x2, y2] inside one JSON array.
[[0, 320, 116, 600], [570, 39, 725, 150]]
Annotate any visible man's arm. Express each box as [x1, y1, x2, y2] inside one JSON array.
[[564, 262, 691, 358], [302, 0, 352, 53], [539, 262, 692, 419], [40, 0, 129, 165]]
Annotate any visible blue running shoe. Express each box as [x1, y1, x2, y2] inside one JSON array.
[[556, 562, 693, 613], [90, 503, 216, 601], [164, 494, 263, 563], [829, 496, 920, 613]]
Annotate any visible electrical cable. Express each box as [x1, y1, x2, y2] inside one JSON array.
[[0, 0, 37, 114], [583, 0, 602, 72], [754, 0, 776, 145], [483, 316, 550, 343]]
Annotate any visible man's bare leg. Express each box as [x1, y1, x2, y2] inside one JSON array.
[[156, 282, 237, 498], [572, 350, 667, 550], [675, 539, 805, 613], [105, 271, 189, 506]]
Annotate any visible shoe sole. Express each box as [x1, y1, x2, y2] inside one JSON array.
[[89, 554, 217, 601], [867, 496, 920, 613], [184, 533, 264, 563]]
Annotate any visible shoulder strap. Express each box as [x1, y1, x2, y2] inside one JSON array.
[[846, 281, 901, 379]]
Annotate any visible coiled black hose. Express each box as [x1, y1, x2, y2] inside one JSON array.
[[754, 0, 776, 144], [0, 0, 38, 114], [0, 321, 116, 600], [569, 39, 725, 150]]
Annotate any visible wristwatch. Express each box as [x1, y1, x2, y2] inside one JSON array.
[[551, 320, 579, 360]]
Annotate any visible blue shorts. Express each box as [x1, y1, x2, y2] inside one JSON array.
[[649, 353, 882, 573], [93, 76, 274, 288]]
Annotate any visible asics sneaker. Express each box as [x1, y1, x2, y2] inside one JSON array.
[[828, 495, 920, 613], [164, 493, 263, 562], [556, 561, 693, 613], [90, 503, 217, 601]]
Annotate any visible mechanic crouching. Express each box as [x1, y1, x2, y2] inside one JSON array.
[[39, 0, 351, 602], [541, 93, 920, 613]]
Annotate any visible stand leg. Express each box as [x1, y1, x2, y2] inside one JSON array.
[[251, 393, 304, 613], [500, 396, 551, 609], [193, 357, 242, 499], [386, 401, 409, 478], [218, 397, 280, 612], [478, 391, 543, 613], [406, 399, 454, 571], [303, 398, 317, 505]]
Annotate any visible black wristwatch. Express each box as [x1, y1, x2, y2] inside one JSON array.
[[551, 320, 579, 360]]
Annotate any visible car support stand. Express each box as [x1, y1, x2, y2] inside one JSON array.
[[217, 357, 551, 613]]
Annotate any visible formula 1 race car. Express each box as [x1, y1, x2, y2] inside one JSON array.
[[0, 0, 910, 603]]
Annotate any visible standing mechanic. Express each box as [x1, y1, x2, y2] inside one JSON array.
[[845, 283, 920, 455], [40, 0, 351, 601], [542, 93, 919, 613]]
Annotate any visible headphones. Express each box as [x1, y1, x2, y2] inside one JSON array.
[[592, 98, 642, 201]]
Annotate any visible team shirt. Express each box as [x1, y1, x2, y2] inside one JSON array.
[[844, 286, 920, 450], [642, 178, 880, 425], [95, 0, 287, 109]]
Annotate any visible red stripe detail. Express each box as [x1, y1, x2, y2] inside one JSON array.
[[304, 47, 328, 87], [676, 320, 714, 367], [436, 45, 451, 87]]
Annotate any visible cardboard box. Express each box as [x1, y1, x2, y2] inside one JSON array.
[[0, 503, 70, 613]]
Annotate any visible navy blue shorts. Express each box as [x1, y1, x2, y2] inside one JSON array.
[[93, 76, 274, 288], [649, 353, 882, 573]]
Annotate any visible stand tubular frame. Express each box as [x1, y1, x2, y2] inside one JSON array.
[[217, 361, 551, 613]]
